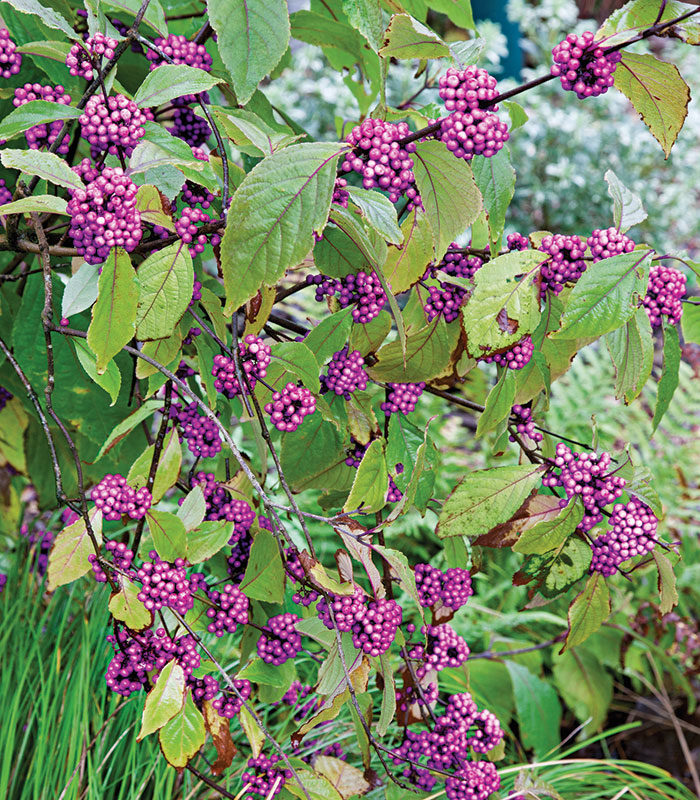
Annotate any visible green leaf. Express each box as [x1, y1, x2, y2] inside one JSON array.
[[147, 510, 188, 562], [14, 38, 71, 61], [135, 184, 176, 231], [109, 576, 152, 631], [187, 520, 235, 565], [177, 487, 207, 532], [449, 38, 484, 67], [342, 0, 383, 50], [556, 249, 652, 339], [47, 508, 103, 591], [221, 142, 344, 315], [135, 242, 194, 341], [1, 148, 85, 193], [286, 770, 343, 800], [471, 147, 516, 247], [133, 64, 220, 108], [379, 13, 450, 59], [513, 499, 583, 556], [344, 439, 388, 513], [681, 301, 700, 344], [94, 399, 161, 460], [614, 51, 690, 159], [653, 550, 678, 614], [0, 100, 81, 144], [291, 9, 371, 56], [102, 0, 167, 35], [73, 338, 121, 405], [61, 262, 99, 319], [268, 341, 321, 394], [605, 307, 654, 404], [652, 323, 681, 432], [476, 369, 515, 438], [437, 464, 543, 540], [346, 186, 402, 244], [158, 691, 206, 769], [304, 308, 354, 365], [209, 0, 290, 105], [240, 529, 285, 603], [596, 0, 700, 47], [383, 208, 434, 294], [139, 660, 186, 740], [87, 248, 139, 373], [0, 194, 68, 218], [503, 100, 528, 131], [377, 652, 396, 737], [2, 0, 74, 37], [552, 649, 612, 733], [385, 413, 436, 510], [615, 458, 662, 518], [506, 661, 562, 759], [412, 141, 483, 259], [213, 107, 295, 156], [239, 657, 297, 689], [604, 169, 647, 233], [564, 573, 610, 651]]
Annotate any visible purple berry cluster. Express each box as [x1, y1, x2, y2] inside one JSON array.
[[21, 522, 54, 577], [587, 227, 635, 262], [67, 163, 142, 264], [211, 678, 252, 719], [338, 270, 388, 323], [414, 563, 473, 611], [0, 386, 13, 411], [174, 206, 221, 256], [424, 282, 468, 322], [381, 382, 425, 415], [352, 597, 403, 657], [212, 335, 272, 398], [147, 34, 212, 71], [13, 84, 72, 153], [0, 179, 11, 208], [551, 31, 622, 99], [317, 587, 367, 632], [226, 533, 252, 584], [538, 233, 588, 296], [642, 265, 687, 328], [410, 623, 470, 678], [169, 401, 221, 458], [189, 471, 256, 535], [80, 93, 149, 157], [168, 104, 211, 147], [90, 474, 152, 520], [507, 232, 529, 251], [438, 108, 509, 162], [257, 613, 303, 664], [590, 500, 658, 576], [89, 539, 135, 583], [284, 546, 320, 607], [387, 473, 403, 503], [542, 443, 626, 531], [0, 28, 22, 78], [432, 243, 484, 280], [137, 551, 205, 614], [509, 404, 543, 443], [205, 583, 249, 636], [66, 33, 118, 79], [481, 334, 534, 370], [319, 347, 368, 399], [332, 177, 349, 208], [341, 118, 420, 205], [241, 754, 291, 800], [439, 66, 499, 112], [265, 382, 316, 432], [445, 762, 501, 800]]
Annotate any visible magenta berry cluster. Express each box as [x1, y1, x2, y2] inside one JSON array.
[[0, 28, 21, 78], [338, 270, 387, 323], [306, 274, 339, 303], [137, 551, 205, 614], [481, 334, 534, 370], [66, 33, 118, 79], [317, 587, 367, 632], [168, 105, 211, 147], [341, 118, 420, 205], [67, 163, 142, 263], [211, 678, 252, 719], [90, 474, 151, 520], [642, 264, 686, 327], [424, 282, 469, 322], [587, 227, 635, 262], [89, 539, 135, 583], [0, 179, 11, 208], [265, 382, 316, 432], [381, 382, 425, 415], [551, 31, 622, 99], [538, 233, 588, 296], [80, 93, 149, 157], [352, 597, 403, 657], [438, 108, 509, 162], [439, 66, 499, 112], [387, 474, 403, 503], [147, 34, 212, 71], [507, 232, 529, 251], [205, 583, 249, 636], [174, 206, 221, 255], [509, 404, 543, 443], [189, 472, 256, 535], [284, 546, 320, 607], [13, 84, 72, 153], [319, 346, 368, 399], [241, 754, 291, 800], [169, 401, 221, 458], [414, 563, 473, 610], [332, 177, 349, 208], [542, 443, 626, 531], [411, 623, 470, 677], [431, 243, 485, 280], [226, 533, 252, 584], [257, 613, 303, 664], [590, 500, 658, 576], [212, 335, 272, 398], [445, 762, 501, 800]]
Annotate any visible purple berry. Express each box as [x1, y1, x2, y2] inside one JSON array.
[[264, 382, 316, 432], [147, 34, 212, 71], [538, 233, 588, 297], [79, 93, 150, 157], [137, 552, 205, 615], [174, 205, 221, 256], [643, 264, 686, 328], [431, 243, 485, 280], [257, 613, 303, 664], [351, 597, 402, 657], [424, 282, 468, 323], [509, 404, 543, 444], [481, 334, 534, 370], [336, 270, 387, 323], [381, 382, 425, 415], [0, 28, 22, 78], [507, 232, 529, 251], [551, 31, 621, 99], [13, 84, 72, 153], [168, 104, 211, 147], [586, 227, 635, 262], [0, 386, 13, 411], [590, 500, 658, 575], [439, 66, 499, 112], [332, 177, 349, 208], [241, 754, 291, 800], [211, 678, 252, 718], [66, 33, 118, 79], [205, 583, 249, 636], [212, 335, 272, 398], [169, 401, 222, 458], [438, 108, 509, 162], [320, 346, 368, 399], [90, 473, 151, 520]]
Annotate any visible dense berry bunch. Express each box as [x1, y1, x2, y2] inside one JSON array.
[[212, 678, 252, 718], [381, 382, 425, 416], [80, 93, 149, 156], [445, 762, 501, 800], [319, 347, 368, 399], [432, 243, 484, 280], [265, 382, 316, 432], [551, 31, 622, 99], [0, 386, 12, 411], [507, 232, 529, 251], [542, 444, 626, 531], [212, 335, 271, 398], [317, 588, 366, 632], [306, 274, 339, 303], [439, 66, 499, 111], [337, 270, 387, 323], [481, 335, 534, 370], [147, 35, 212, 71], [205, 583, 249, 636], [414, 564, 473, 610], [332, 177, 349, 207], [0, 28, 21, 77], [189, 674, 220, 707], [424, 281, 468, 322], [181, 153, 214, 209], [413, 624, 470, 676], [169, 401, 221, 458], [13, 84, 72, 152], [90, 473, 151, 520], [0, 179, 11, 208], [241, 754, 291, 800], [66, 33, 118, 79], [438, 109, 509, 161], [586, 227, 635, 262], [590, 500, 658, 575], [168, 105, 211, 147], [89, 539, 135, 583], [67, 164, 142, 263], [352, 597, 402, 657], [137, 552, 205, 615], [257, 613, 303, 664], [538, 233, 588, 296], [341, 118, 420, 204], [227, 533, 252, 583], [284, 546, 320, 607], [189, 471, 256, 534], [509, 404, 543, 443], [174, 206, 221, 255], [642, 265, 687, 327]]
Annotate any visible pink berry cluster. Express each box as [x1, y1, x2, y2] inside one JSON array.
[[227, 533, 253, 584], [13, 84, 72, 153], [241, 754, 291, 800], [439, 66, 499, 112], [438, 108, 509, 162], [341, 118, 420, 205], [319, 346, 368, 399], [317, 588, 402, 656], [169, 401, 221, 458], [0, 28, 21, 78], [424, 282, 469, 322], [189, 471, 255, 536], [538, 233, 588, 297], [410, 623, 470, 677], [338, 270, 388, 323], [205, 583, 249, 636], [67, 163, 142, 263], [256, 612, 303, 664], [211, 678, 252, 719], [106, 627, 182, 695], [481, 334, 534, 370], [642, 264, 687, 327], [542, 443, 626, 531], [66, 33, 118, 79], [136, 551, 206, 614], [332, 177, 349, 208], [168, 105, 211, 147], [586, 227, 635, 262], [212, 335, 272, 398], [551, 31, 622, 99], [89, 539, 135, 583], [174, 206, 221, 255], [381, 382, 426, 415], [265, 382, 316, 432], [414, 563, 473, 611], [90, 474, 152, 520], [509, 404, 543, 443], [590, 500, 658, 576], [431, 243, 484, 280], [79, 93, 149, 157], [387, 473, 404, 503], [507, 232, 529, 251], [147, 34, 212, 71]]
